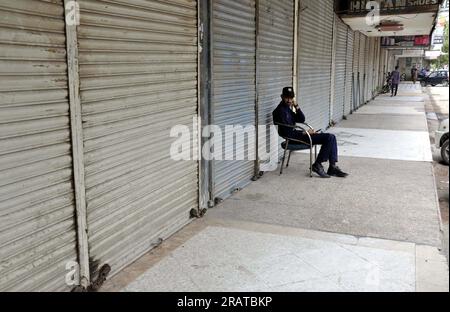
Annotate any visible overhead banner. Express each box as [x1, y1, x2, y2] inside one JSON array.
[[348, 0, 440, 12], [381, 35, 430, 47]]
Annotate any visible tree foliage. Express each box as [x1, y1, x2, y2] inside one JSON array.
[[432, 22, 449, 69]]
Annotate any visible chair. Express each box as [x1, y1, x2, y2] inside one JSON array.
[[274, 122, 318, 177]]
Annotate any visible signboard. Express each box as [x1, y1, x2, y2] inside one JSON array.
[[431, 0, 449, 50], [433, 35, 444, 45], [414, 35, 431, 46], [382, 35, 431, 47], [402, 49, 425, 57], [425, 50, 441, 59], [350, 0, 440, 12]]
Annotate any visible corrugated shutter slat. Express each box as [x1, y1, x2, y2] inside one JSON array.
[[0, 0, 77, 292]]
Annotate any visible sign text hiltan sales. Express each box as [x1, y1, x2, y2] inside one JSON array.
[[351, 0, 440, 11]]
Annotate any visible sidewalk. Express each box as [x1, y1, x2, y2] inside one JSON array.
[[102, 83, 449, 292]]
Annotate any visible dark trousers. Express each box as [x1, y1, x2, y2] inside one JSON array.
[[391, 83, 399, 96], [298, 133, 338, 164]]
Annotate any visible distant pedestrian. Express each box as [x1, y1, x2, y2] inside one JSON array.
[[411, 65, 418, 84], [390, 66, 400, 97]]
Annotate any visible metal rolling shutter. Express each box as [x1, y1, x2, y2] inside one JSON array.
[[366, 37, 374, 100], [364, 35, 370, 103], [212, 0, 256, 201], [386, 50, 391, 75], [344, 29, 354, 116], [380, 48, 387, 87], [77, 0, 199, 277], [388, 50, 396, 72], [379, 47, 386, 87], [373, 38, 379, 91], [297, 0, 333, 130], [0, 0, 77, 291], [375, 38, 382, 90], [332, 17, 347, 123], [352, 31, 360, 112], [378, 46, 383, 87], [369, 37, 377, 98], [257, 0, 294, 167], [358, 33, 366, 107]]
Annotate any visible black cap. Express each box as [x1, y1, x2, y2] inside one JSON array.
[[282, 87, 295, 98]]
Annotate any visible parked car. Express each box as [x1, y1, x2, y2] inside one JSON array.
[[421, 70, 449, 87], [436, 118, 449, 165]]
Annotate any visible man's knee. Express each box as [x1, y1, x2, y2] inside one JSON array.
[[325, 133, 336, 142]]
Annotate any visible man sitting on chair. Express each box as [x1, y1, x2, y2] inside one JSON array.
[[272, 87, 349, 178]]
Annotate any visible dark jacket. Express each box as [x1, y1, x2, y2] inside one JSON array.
[[272, 101, 306, 140], [391, 70, 401, 84]]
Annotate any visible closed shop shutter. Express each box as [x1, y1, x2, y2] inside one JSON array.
[[0, 0, 78, 291], [358, 33, 366, 107], [366, 37, 374, 100], [212, 0, 256, 201], [376, 38, 382, 90], [364, 35, 370, 103], [332, 17, 347, 123], [365, 38, 371, 100], [370, 37, 377, 98], [373, 38, 380, 91], [388, 50, 396, 72], [379, 47, 386, 88], [297, 0, 334, 130], [257, 0, 294, 167], [374, 38, 381, 91], [380, 48, 388, 87], [344, 29, 354, 116], [352, 31, 360, 112], [77, 0, 199, 277]]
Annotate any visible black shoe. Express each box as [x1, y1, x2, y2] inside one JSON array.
[[312, 163, 331, 178], [328, 165, 349, 178]]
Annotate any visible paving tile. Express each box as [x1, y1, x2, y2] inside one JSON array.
[[325, 127, 433, 162], [294, 244, 371, 275], [244, 253, 322, 287], [342, 244, 415, 275], [416, 258, 449, 292], [416, 245, 447, 262], [271, 277, 345, 292], [354, 105, 425, 115], [327, 269, 415, 292], [123, 256, 201, 292], [181, 262, 269, 292], [357, 237, 415, 254]]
